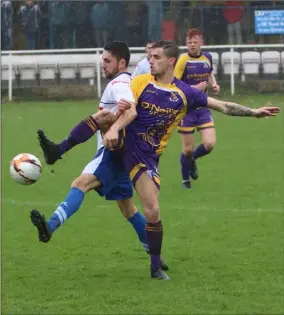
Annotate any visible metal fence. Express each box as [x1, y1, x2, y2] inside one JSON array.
[[2, 44, 284, 101]]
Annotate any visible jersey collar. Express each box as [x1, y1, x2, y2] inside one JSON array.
[[113, 71, 131, 79], [153, 76, 178, 86], [188, 52, 202, 59]]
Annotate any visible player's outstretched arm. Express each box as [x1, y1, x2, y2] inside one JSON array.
[[207, 97, 280, 118]]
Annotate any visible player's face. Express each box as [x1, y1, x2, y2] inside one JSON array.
[[149, 47, 175, 77], [187, 35, 203, 56], [101, 51, 119, 79], [146, 43, 153, 60]]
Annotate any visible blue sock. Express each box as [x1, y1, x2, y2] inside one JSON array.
[[128, 211, 148, 252], [47, 187, 85, 233]]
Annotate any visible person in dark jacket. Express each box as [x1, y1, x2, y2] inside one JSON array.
[[90, 2, 110, 47], [50, 0, 72, 49], [1, 0, 13, 50], [18, 0, 41, 50]]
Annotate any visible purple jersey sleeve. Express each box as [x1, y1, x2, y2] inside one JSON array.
[[184, 85, 208, 112], [203, 52, 213, 73]]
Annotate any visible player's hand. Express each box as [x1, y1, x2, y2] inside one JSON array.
[[194, 82, 208, 92], [118, 99, 132, 111], [103, 127, 119, 150], [117, 99, 133, 117], [252, 106, 280, 118], [212, 83, 220, 95]]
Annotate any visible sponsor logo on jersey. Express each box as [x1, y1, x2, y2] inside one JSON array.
[[169, 92, 179, 102], [111, 80, 130, 85]]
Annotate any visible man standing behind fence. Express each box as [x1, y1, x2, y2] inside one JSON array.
[[50, 0, 73, 49], [91, 2, 110, 48], [18, 0, 41, 50], [1, 0, 13, 50], [223, 1, 244, 45]]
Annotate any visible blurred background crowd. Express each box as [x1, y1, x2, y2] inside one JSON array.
[[1, 0, 284, 51]]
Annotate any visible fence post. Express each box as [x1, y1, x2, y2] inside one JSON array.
[[8, 52, 13, 102], [230, 47, 235, 96], [96, 50, 101, 98]]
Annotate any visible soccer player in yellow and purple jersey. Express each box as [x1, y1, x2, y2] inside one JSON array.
[[103, 40, 279, 279], [175, 28, 220, 188]]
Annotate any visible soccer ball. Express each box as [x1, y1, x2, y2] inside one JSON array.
[[10, 153, 42, 185]]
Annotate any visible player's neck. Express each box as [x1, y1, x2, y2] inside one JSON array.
[[113, 68, 129, 78], [155, 72, 174, 85], [188, 51, 201, 58]]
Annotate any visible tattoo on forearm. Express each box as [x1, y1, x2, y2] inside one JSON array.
[[223, 103, 254, 117]]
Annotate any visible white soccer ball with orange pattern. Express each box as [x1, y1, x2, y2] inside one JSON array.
[[10, 153, 42, 185]]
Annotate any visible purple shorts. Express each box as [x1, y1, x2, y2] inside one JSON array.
[[177, 108, 215, 134], [123, 146, 160, 190]]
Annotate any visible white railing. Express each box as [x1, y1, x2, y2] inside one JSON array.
[[1, 44, 284, 101]]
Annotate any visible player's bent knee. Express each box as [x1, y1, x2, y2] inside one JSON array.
[[71, 173, 100, 193], [144, 204, 160, 223], [203, 141, 216, 152]]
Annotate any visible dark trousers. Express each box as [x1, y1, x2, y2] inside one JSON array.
[[1, 28, 12, 50], [25, 30, 37, 50]]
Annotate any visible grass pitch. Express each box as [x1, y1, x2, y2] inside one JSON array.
[[2, 92, 284, 314]]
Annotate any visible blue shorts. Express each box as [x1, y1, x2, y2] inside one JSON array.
[[82, 147, 133, 201]]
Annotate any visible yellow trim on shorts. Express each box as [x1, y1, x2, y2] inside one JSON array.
[[197, 121, 215, 129], [177, 126, 196, 132], [130, 163, 146, 181]]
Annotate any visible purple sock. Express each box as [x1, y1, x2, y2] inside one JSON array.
[[180, 153, 191, 181], [58, 116, 99, 155], [145, 221, 163, 270], [193, 144, 210, 160]]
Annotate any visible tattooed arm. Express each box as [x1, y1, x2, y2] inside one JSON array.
[[207, 97, 280, 118]]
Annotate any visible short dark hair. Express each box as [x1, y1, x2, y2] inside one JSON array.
[[104, 41, 130, 67], [151, 40, 180, 65], [146, 39, 155, 44]]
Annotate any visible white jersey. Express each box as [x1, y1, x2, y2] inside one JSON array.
[[97, 72, 134, 149], [132, 57, 150, 78]]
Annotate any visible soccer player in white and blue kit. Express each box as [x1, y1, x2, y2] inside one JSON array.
[[30, 41, 169, 271], [131, 40, 153, 78]]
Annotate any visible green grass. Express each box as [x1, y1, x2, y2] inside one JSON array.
[[2, 93, 284, 314]]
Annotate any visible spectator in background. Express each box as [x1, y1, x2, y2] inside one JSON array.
[[38, 0, 50, 49], [1, 0, 13, 50], [223, 1, 244, 45], [107, 2, 127, 42], [91, 2, 110, 48], [126, 3, 142, 46], [72, 1, 90, 48], [50, 0, 72, 49], [202, 2, 227, 45], [18, 0, 41, 50], [147, 1, 163, 41]]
